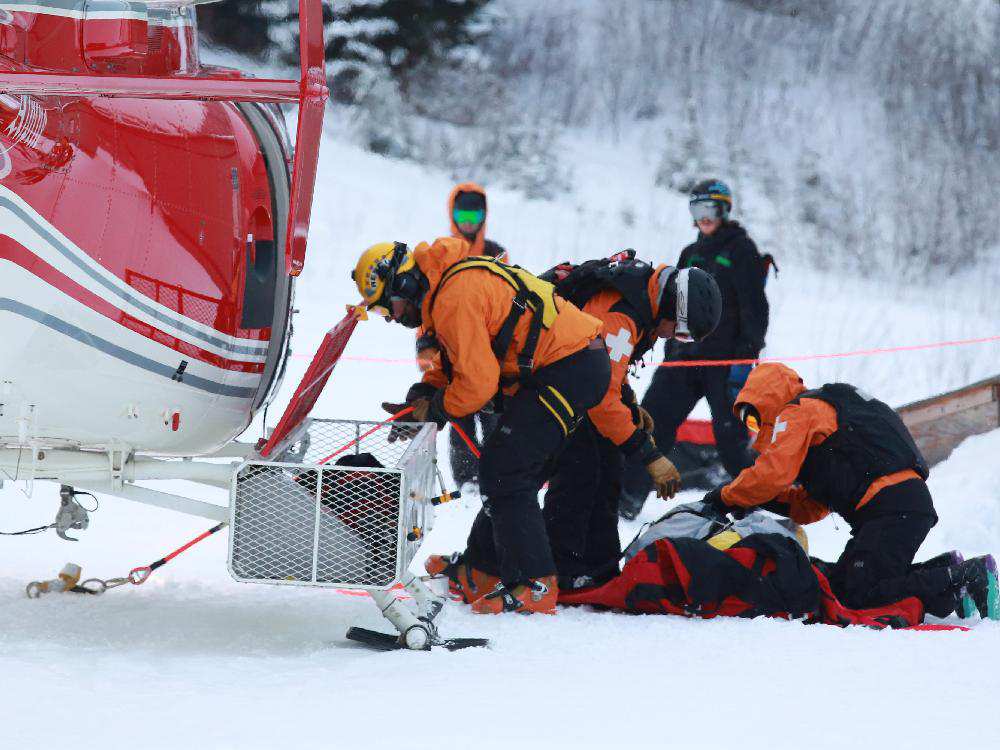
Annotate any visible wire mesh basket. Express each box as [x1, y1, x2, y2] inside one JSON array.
[[228, 419, 436, 590]]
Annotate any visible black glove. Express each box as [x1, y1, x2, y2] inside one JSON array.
[[702, 486, 729, 516], [424, 388, 450, 430], [703, 486, 749, 520], [405, 382, 438, 402]]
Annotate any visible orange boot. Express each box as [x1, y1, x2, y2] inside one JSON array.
[[470, 576, 558, 615], [424, 552, 500, 604]]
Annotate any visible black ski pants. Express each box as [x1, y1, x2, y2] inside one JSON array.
[[542, 418, 623, 588], [449, 411, 499, 486], [623, 361, 752, 500], [463, 343, 611, 587], [829, 479, 952, 611]]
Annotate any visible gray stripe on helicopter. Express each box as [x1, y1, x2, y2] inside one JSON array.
[[0, 2, 148, 19], [0, 297, 257, 399], [0, 195, 269, 358]]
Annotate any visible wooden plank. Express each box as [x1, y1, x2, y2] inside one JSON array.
[[896, 376, 1000, 466]]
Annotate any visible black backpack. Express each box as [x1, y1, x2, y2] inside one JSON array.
[[540, 249, 659, 330]]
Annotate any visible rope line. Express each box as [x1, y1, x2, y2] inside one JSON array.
[[294, 333, 1000, 369]]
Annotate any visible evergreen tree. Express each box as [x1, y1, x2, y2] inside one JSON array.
[[324, 0, 491, 78], [198, 0, 279, 60]]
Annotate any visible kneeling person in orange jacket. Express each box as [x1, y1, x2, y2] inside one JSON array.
[[353, 239, 610, 614], [539, 253, 722, 589], [703, 363, 998, 620]]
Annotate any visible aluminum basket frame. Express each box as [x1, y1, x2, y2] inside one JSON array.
[[227, 419, 436, 592]]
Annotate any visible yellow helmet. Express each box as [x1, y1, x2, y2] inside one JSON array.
[[352, 241, 416, 313]]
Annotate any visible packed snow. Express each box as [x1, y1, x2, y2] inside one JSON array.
[[1, 132, 998, 749]]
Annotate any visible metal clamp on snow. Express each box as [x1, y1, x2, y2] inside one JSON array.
[[25, 563, 83, 599], [25, 523, 226, 601]]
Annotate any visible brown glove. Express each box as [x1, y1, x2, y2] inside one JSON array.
[[636, 406, 655, 434], [646, 456, 681, 499], [410, 398, 432, 422], [381, 401, 423, 442]]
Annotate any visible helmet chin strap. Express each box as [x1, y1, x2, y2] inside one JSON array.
[[674, 268, 691, 340], [390, 267, 428, 328], [657, 267, 691, 340]]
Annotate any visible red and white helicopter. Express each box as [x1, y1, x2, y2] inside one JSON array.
[[0, 0, 453, 649]]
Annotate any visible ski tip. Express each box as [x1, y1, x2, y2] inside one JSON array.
[[345, 627, 490, 652]]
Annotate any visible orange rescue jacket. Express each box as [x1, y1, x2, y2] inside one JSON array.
[[447, 182, 508, 262], [721, 363, 918, 524], [417, 237, 602, 417], [582, 267, 667, 455]]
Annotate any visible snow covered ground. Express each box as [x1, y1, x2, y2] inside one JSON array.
[[1, 131, 999, 749]]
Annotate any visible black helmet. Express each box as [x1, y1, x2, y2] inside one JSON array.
[[659, 267, 721, 342]]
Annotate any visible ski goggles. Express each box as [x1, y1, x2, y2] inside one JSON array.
[[453, 208, 485, 226], [689, 201, 721, 222], [737, 403, 762, 433]]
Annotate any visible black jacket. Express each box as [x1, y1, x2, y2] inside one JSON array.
[[668, 221, 769, 360]]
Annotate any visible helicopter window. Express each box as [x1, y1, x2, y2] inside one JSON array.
[[241, 206, 276, 329]]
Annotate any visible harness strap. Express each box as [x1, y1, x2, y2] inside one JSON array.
[[429, 256, 554, 387]]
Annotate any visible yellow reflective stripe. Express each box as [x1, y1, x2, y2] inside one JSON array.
[[546, 385, 574, 419], [438, 257, 559, 328], [538, 395, 569, 435]]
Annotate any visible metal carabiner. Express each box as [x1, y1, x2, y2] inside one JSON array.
[[76, 576, 131, 595], [76, 579, 108, 595]]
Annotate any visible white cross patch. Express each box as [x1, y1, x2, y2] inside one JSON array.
[[771, 415, 788, 444], [605, 327, 633, 363]]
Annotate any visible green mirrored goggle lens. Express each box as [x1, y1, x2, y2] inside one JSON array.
[[453, 209, 485, 225]]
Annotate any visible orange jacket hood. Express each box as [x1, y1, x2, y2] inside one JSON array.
[[448, 182, 488, 254], [734, 363, 806, 449], [414, 236, 473, 300]]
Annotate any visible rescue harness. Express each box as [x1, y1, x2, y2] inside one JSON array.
[[426, 255, 579, 434], [428, 255, 559, 387]]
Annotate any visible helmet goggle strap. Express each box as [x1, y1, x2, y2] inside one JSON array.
[[738, 403, 762, 433], [689, 201, 721, 222]]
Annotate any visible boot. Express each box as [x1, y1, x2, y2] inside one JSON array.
[[914, 551, 971, 617], [424, 552, 499, 604], [929, 552, 975, 618], [912, 550, 963, 571], [470, 576, 558, 615], [950, 555, 999, 621]]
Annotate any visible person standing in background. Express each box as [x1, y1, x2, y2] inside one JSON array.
[[417, 183, 508, 489], [621, 179, 770, 519]]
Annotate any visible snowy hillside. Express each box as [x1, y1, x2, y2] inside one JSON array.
[[1, 130, 998, 749]]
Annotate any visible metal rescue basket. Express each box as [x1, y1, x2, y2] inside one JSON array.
[[229, 418, 436, 590], [224, 316, 483, 650]]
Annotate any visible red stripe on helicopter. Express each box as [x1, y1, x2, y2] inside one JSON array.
[[0, 243, 267, 374]]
